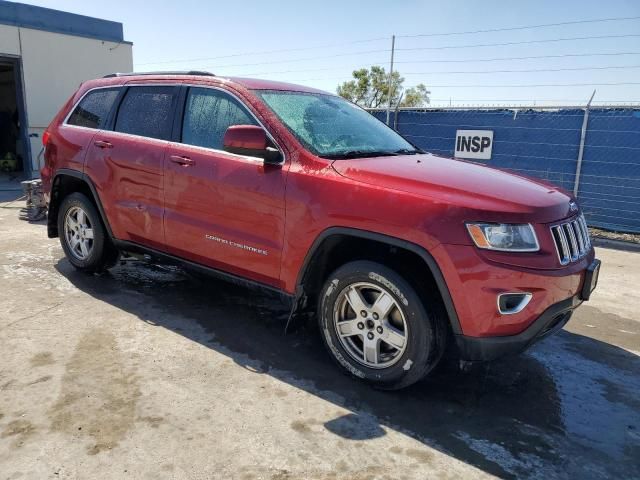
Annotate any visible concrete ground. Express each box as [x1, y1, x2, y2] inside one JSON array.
[[0, 193, 638, 480]]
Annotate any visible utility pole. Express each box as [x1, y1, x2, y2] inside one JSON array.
[[394, 92, 404, 131], [574, 89, 596, 197], [385, 35, 395, 125]]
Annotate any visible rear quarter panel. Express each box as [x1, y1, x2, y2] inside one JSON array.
[[41, 90, 90, 192], [42, 80, 120, 191]]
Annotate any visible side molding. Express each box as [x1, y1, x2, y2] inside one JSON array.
[[113, 239, 294, 302]]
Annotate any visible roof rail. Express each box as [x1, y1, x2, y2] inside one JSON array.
[[102, 71, 215, 78]]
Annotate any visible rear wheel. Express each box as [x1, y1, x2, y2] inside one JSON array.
[[318, 260, 440, 390], [58, 192, 118, 272]]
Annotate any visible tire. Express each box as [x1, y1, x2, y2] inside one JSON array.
[[57, 192, 119, 273], [318, 260, 441, 390]]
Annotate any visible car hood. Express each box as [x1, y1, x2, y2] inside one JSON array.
[[331, 152, 575, 223]]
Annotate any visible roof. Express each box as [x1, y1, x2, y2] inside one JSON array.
[[227, 77, 331, 94], [102, 71, 215, 78], [93, 73, 333, 95], [0, 1, 129, 44]]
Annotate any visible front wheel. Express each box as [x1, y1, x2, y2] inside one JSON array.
[[318, 260, 440, 390]]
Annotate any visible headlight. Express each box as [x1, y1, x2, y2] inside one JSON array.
[[466, 223, 539, 252]]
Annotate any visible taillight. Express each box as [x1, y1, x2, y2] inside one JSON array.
[[42, 130, 50, 147]]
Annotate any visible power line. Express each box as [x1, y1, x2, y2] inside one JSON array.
[[414, 82, 640, 88], [131, 17, 640, 106], [231, 64, 384, 77], [137, 36, 388, 66], [199, 48, 389, 70], [401, 64, 640, 75], [233, 63, 640, 79], [137, 40, 640, 73], [287, 78, 640, 86], [393, 51, 640, 64], [136, 15, 640, 67], [396, 15, 640, 38], [136, 41, 640, 87], [395, 33, 640, 52], [225, 68, 640, 86], [138, 50, 640, 75], [201, 34, 640, 72]]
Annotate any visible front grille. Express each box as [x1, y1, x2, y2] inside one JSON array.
[[550, 214, 591, 265]]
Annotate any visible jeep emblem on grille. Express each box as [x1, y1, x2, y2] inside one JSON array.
[[569, 201, 578, 213]]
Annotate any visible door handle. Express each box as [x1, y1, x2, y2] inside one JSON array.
[[169, 155, 195, 166], [94, 140, 113, 149]]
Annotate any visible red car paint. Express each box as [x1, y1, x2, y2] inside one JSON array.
[[41, 74, 596, 346]]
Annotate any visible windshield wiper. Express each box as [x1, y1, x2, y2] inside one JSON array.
[[322, 150, 401, 160], [392, 148, 423, 155]]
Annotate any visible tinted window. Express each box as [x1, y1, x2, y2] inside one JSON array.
[[115, 86, 177, 140], [67, 89, 119, 129], [182, 87, 257, 150]]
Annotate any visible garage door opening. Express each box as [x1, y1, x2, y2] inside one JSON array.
[[0, 58, 29, 187]]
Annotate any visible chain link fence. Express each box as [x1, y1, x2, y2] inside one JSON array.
[[370, 106, 640, 233]]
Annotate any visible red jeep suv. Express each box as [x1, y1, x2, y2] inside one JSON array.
[[41, 72, 600, 389]]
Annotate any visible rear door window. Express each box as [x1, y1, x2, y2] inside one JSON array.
[[181, 87, 258, 150], [67, 88, 119, 129], [115, 86, 178, 140]]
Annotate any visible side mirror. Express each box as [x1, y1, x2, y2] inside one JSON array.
[[223, 125, 282, 164]]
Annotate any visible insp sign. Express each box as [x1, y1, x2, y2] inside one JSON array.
[[454, 130, 494, 160]]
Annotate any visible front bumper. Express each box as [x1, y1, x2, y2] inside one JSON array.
[[454, 294, 580, 361], [454, 258, 600, 361], [434, 243, 596, 337]]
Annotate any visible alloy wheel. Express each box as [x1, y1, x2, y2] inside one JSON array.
[[63, 206, 94, 260], [333, 282, 408, 369]]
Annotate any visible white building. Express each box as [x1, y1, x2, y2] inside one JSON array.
[[0, 1, 133, 183]]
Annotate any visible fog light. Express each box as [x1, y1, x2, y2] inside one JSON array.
[[497, 293, 532, 315]]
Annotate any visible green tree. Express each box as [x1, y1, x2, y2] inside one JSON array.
[[336, 67, 430, 108], [401, 84, 431, 107]]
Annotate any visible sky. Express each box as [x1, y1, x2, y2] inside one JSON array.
[[19, 0, 640, 107]]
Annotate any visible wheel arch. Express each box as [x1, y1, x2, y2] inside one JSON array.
[[296, 227, 462, 335], [48, 169, 113, 240]]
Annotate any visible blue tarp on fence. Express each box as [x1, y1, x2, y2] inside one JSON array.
[[371, 108, 640, 233]]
